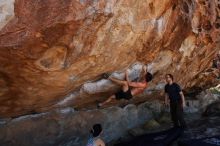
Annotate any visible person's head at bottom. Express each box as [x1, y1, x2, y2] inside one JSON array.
[[91, 124, 102, 137], [88, 124, 105, 146]]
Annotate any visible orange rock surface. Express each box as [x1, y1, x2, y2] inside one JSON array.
[[0, 0, 220, 117]]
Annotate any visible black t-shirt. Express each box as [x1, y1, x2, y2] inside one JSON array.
[[165, 83, 182, 101]]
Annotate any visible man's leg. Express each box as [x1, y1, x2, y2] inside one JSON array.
[[170, 102, 179, 127], [98, 95, 116, 107], [177, 102, 187, 128], [98, 82, 129, 108]]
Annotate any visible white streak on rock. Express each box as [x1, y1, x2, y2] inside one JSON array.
[[0, 0, 14, 30]]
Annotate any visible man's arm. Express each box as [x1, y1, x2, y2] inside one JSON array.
[[138, 65, 147, 81], [179, 91, 186, 107], [125, 70, 130, 82], [109, 76, 126, 86], [127, 66, 148, 88], [124, 69, 147, 88]]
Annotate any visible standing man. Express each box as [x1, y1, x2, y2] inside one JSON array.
[[164, 74, 187, 129]]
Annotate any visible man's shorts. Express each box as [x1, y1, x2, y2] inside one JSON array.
[[115, 88, 133, 100]]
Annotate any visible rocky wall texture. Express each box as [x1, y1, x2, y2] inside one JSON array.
[[0, 102, 156, 146], [0, 98, 204, 146], [0, 0, 220, 117]]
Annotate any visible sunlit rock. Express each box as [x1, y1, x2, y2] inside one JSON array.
[[0, 0, 219, 117], [0, 0, 14, 30]]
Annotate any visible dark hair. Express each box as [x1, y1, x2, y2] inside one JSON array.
[[90, 124, 102, 137], [145, 72, 153, 82], [165, 74, 173, 81]]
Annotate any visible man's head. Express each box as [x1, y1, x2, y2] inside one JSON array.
[[165, 74, 173, 84], [145, 72, 153, 82]]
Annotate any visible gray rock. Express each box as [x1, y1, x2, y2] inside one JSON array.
[[0, 102, 154, 146]]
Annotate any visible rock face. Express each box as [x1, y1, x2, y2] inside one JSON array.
[[181, 116, 220, 140], [203, 101, 220, 116], [0, 102, 154, 146], [0, 0, 220, 117], [0, 99, 210, 146]]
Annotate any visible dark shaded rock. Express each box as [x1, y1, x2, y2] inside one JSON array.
[[203, 101, 220, 117]]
